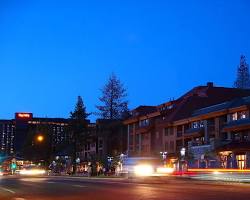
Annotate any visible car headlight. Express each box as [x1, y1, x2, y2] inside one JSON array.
[[19, 169, 46, 175], [134, 165, 154, 176]]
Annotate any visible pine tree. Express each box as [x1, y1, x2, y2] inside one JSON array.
[[70, 96, 89, 121], [96, 73, 129, 120], [69, 96, 89, 174], [234, 55, 250, 89]]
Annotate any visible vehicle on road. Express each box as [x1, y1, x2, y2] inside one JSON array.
[[15, 165, 46, 176], [121, 157, 173, 178]]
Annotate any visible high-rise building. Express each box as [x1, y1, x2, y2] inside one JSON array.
[[0, 113, 69, 160]]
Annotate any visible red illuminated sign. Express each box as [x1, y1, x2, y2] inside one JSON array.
[[18, 113, 30, 118], [16, 113, 32, 119]]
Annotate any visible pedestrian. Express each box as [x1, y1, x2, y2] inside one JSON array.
[[87, 165, 92, 177]]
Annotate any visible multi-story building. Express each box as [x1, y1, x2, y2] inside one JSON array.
[[186, 96, 250, 169], [77, 119, 127, 162], [0, 112, 127, 165], [0, 113, 70, 160], [0, 120, 15, 155], [124, 82, 250, 169]]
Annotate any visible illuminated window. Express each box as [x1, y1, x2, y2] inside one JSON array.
[[167, 105, 173, 109], [232, 112, 237, 121], [236, 154, 246, 169], [239, 111, 247, 119], [192, 122, 199, 129]]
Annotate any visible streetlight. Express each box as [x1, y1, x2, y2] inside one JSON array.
[[180, 148, 186, 158], [36, 135, 44, 143], [160, 152, 167, 166], [180, 147, 186, 172], [107, 156, 113, 170], [160, 151, 168, 160]]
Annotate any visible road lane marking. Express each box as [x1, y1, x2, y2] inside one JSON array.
[[0, 186, 16, 194], [72, 184, 87, 188], [47, 181, 56, 184]]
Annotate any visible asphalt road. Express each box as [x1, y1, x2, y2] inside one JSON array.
[[0, 176, 250, 200]]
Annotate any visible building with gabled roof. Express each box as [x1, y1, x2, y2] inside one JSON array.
[[124, 82, 250, 169]]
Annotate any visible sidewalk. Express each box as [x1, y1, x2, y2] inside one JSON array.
[[47, 173, 250, 185]]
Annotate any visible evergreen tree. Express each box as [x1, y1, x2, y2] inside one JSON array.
[[234, 55, 250, 89], [69, 96, 89, 174], [96, 73, 129, 120]]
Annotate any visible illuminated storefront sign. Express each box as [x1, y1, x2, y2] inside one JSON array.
[[15, 113, 33, 119]]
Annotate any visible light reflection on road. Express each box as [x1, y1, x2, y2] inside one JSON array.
[[19, 178, 49, 183]]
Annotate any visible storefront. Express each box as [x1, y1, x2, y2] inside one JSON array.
[[217, 142, 250, 169]]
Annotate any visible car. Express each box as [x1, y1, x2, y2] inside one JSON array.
[[16, 166, 46, 176], [121, 157, 162, 178]]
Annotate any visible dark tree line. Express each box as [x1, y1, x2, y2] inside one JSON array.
[[69, 73, 129, 174]]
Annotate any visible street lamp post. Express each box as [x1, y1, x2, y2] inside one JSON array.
[[107, 156, 113, 170], [180, 147, 186, 172], [160, 151, 167, 166]]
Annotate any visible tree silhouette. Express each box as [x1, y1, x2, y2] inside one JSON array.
[[69, 96, 89, 174], [96, 73, 129, 120], [234, 55, 250, 89]]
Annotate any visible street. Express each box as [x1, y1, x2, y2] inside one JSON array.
[[0, 176, 250, 200]]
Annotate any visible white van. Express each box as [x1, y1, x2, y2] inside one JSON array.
[[121, 157, 162, 178]]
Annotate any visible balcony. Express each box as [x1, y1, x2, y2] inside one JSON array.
[[222, 118, 250, 132], [135, 122, 154, 133], [184, 127, 204, 138], [188, 144, 214, 159], [216, 141, 250, 152], [177, 131, 182, 138]]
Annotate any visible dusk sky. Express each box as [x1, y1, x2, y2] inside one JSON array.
[[0, 0, 250, 121]]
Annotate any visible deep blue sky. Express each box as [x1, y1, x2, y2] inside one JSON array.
[[0, 0, 249, 121]]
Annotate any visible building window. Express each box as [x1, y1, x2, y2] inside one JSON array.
[[164, 128, 168, 136], [192, 122, 199, 129], [142, 133, 149, 141], [236, 154, 246, 169], [165, 127, 173, 136], [170, 141, 174, 152], [167, 105, 174, 109], [232, 133, 241, 141], [232, 112, 237, 121], [128, 124, 133, 133], [156, 132, 159, 139], [129, 134, 133, 145], [200, 121, 204, 127], [136, 134, 140, 145], [164, 142, 169, 151], [169, 128, 173, 135], [139, 119, 149, 127], [99, 140, 103, 148], [239, 111, 247, 119], [243, 133, 248, 141]]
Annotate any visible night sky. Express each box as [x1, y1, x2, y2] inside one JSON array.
[[0, 0, 249, 121]]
